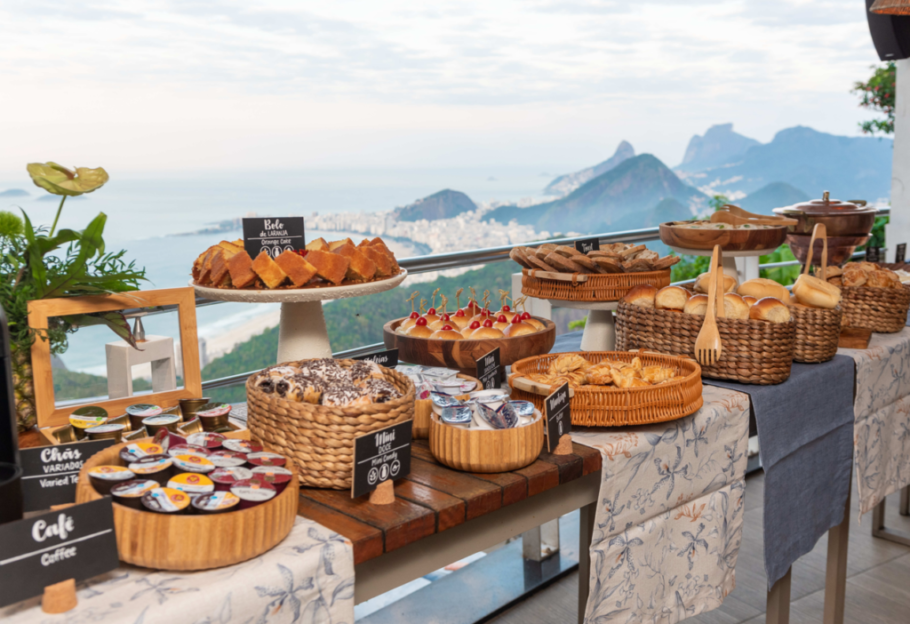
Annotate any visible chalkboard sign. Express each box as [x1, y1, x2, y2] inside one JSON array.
[[545, 383, 572, 453], [575, 238, 600, 254], [242, 217, 306, 259], [865, 246, 882, 263], [353, 349, 399, 369], [0, 499, 119, 609], [20, 440, 116, 512], [352, 420, 412, 499], [896, 243, 907, 265], [476, 348, 502, 390]]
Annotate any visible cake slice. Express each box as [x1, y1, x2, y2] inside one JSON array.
[[328, 238, 354, 251], [333, 243, 376, 281], [198, 246, 220, 285], [367, 238, 399, 273], [306, 237, 330, 252], [306, 249, 350, 285], [251, 251, 289, 289], [274, 250, 318, 287], [360, 245, 392, 277], [227, 250, 257, 288], [192, 248, 210, 283], [210, 241, 243, 286]]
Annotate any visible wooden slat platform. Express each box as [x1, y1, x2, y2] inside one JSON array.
[[297, 440, 602, 565]]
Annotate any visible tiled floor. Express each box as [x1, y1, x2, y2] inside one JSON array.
[[487, 472, 910, 624]]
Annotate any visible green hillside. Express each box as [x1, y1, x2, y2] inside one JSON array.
[[54, 369, 154, 401]]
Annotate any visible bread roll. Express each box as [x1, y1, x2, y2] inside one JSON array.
[[737, 278, 790, 302], [867, 269, 900, 289], [749, 297, 792, 323], [655, 286, 689, 311], [742, 295, 757, 307], [842, 267, 867, 288], [694, 271, 738, 294], [622, 284, 658, 308], [683, 294, 708, 316], [723, 293, 751, 319], [819, 265, 843, 279], [792, 274, 841, 309]]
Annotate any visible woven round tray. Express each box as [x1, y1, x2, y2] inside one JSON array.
[[508, 351, 703, 427], [246, 360, 415, 490], [841, 285, 910, 333], [788, 304, 843, 363], [520, 268, 671, 302], [615, 301, 796, 384]]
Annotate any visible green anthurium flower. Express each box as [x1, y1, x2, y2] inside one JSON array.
[[26, 162, 109, 196]]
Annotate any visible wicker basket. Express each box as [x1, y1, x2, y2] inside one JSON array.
[[789, 305, 843, 363], [521, 268, 671, 302], [508, 351, 703, 427], [246, 360, 415, 490], [841, 285, 910, 333], [615, 301, 796, 384]]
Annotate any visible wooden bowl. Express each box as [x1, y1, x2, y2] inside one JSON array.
[[659, 221, 787, 252], [75, 439, 299, 571], [429, 412, 543, 473], [413, 374, 480, 440], [383, 317, 556, 375]]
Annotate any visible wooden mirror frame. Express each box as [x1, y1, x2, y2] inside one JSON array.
[[28, 287, 203, 429]]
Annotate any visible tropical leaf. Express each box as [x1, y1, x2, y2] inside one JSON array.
[[63, 311, 140, 349]]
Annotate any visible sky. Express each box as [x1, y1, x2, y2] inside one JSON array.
[[0, 0, 888, 176]]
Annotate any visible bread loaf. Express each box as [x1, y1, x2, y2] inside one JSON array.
[[792, 274, 841, 309], [622, 284, 658, 308], [737, 278, 790, 302], [723, 293, 751, 319], [694, 271, 738, 294], [655, 286, 689, 311], [683, 294, 708, 316], [749, 297, 791, 323]]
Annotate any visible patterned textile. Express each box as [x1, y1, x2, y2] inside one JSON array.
[[0, 517, 355, 624], [572, 385, 750, 624], [841, 327, 910, 515]]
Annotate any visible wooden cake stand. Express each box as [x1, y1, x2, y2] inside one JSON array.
[[192, 270, 408, 363]]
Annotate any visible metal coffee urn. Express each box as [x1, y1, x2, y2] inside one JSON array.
[[0, 305, 23, 523]]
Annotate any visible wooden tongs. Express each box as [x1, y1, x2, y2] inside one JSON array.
[[695, 245, 724, 367], [710, 204, 798, 227]]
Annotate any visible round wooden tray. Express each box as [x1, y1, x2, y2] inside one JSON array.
[[508, 351, 703, 427], [659, 221, 787, 252], [383, 317, 556, 375], [429, 412, 543, 473], [75, 439, 299, 571], [520, 268, 671, 302]]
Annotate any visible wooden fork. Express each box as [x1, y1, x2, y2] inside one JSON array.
[[695, 245, 723, 367]]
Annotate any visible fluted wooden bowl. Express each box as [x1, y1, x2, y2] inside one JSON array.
[[429, 412, 544, 473], [75, 439, 299, 571], [660, 221, 788, 252], [383, 317, 556, 375]]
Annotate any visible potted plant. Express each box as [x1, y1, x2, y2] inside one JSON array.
[[0, 163, 146, 431]]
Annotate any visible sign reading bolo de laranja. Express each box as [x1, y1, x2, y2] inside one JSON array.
[[0, 499, 119, 609], [476, 348, 502, 390], [352, 349, 399, 369], [242, 217, 306, 259], [352, 420, 412, 499], [545, 382, 572, 453], [20, 440, 116, 512]]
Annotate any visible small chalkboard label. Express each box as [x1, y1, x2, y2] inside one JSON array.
[[0, 499, 119, 609], [575, 238, 600, 254], [865, 246, 882, 263], [545, 383, 572, 453], [20, 440, 116, 512], [352, 420, 412, 499], [476, 348, 502, 390], [353, 348, 399, 369], [897, 243, 907, 264], [242, 217, 306, 259]]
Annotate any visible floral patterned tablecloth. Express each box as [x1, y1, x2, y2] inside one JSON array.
[[571, 385, 750, 624], [0, 517, 355, 624], [840, 326, 910, 515]]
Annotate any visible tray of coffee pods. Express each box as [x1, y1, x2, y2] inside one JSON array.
[[428, 389, 544, 473], [75, 431, 297, 571]]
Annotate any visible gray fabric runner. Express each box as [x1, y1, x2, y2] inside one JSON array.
[[549, 331, 854, 588]]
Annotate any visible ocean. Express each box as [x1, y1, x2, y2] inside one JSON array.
[[0, 167, 555, 376]]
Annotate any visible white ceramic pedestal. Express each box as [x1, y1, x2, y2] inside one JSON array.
[[105, 335, 177, 399], [546, 300, 619, 352], [666, 245, 775, 284], [192, 271, 408, 363]]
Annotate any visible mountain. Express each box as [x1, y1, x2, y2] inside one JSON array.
[[392, 189, 476, 221], [0, 189, 28, 198], [676, 123, 760, 172], [485, 154, 706, 234], [692, 126, 893, 200], [610, 197, 693, 231], [738, 182, 809, 215], [544, 141, 635, 197]]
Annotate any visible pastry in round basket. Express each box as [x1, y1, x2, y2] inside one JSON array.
[[655, 286, 689, 312], [287, 375, 326, 403], [350, 361, 384, 385], [545, 252, 586, 273], [723, 293, 751, 320], [623, 283, 658, 308], [551, 353, 590, 375], [737, 278, 790, 302], [694, 271, 738, 294], [792, 274, 841, 309], [640, 365, 676, 384], [503, 316, 537, 337], [407, 321, 434, 338], [683, 294, 709, 316], [362, 379, 402, 403], [322, 386, 372, 408], [749, 297, 791, 323], [585, 364, 616, 386], [868, 269, 901, 289], [842, 267, 867, 287]]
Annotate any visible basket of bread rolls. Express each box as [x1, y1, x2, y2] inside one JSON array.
[[511, 243, 677, 302], [785, 224, 844, 362], [616, 262, 796, 385], [831, 260, 910, 333]]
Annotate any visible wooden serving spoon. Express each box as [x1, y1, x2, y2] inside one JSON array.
[[710, 208, 798, 227]]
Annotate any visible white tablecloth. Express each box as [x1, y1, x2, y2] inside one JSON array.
[[841, 327, 910, 515], [0, 517, 355, 624], [572, 385, 750, 624]]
